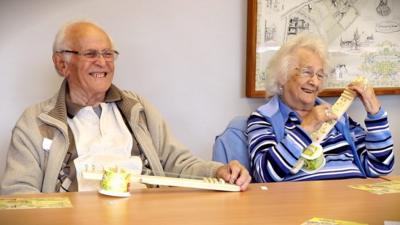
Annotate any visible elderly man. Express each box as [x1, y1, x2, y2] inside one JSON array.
[[1, 21, 250, 194]]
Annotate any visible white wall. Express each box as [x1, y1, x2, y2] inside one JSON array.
[[0, 0, 398, 181]]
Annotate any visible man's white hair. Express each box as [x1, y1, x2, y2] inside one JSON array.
[[52, 19, 116, 61]]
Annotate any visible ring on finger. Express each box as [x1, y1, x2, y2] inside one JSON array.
[[325, 109, 330, 117], [363, 85, 367, 92]]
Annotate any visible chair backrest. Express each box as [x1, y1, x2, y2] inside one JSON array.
[[212, 116, 250, 171]]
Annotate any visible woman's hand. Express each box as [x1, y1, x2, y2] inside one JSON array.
[[301, 104, 338, 134], [347, 80, 381, 115]]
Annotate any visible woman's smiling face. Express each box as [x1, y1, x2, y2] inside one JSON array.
[[281, 48, 326, 111]]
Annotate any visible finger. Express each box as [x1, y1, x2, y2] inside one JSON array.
[[316, 105, 333, 121], [228, 164, 241, 184], [348, 83, 365, 96], [216, 165, 231, 182], [355, 85, 364, 94], [233, 168, 248, 185], [240, 176, 252, 191], [319, 104, 332, 112], [235, 169, 250, 187], [348, 79, 365, 87], [363, 84, 375, 97], [324, 108, 337, 120]]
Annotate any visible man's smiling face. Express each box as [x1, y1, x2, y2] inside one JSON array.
[[63, 23, 115, 99]]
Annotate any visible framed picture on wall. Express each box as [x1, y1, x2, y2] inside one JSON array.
[[246, 0, 400, 98]]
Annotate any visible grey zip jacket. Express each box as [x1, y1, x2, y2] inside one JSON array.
[[1, 81, 222, 195]]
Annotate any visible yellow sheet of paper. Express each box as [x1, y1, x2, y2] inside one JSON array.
[[302, 217, 367, 225], [349, 180, 400, 195], [0, 197, 72, 209]]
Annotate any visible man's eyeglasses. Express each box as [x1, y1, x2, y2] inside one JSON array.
[[295, 67, 327, 80], [56, 49, 119, 61]]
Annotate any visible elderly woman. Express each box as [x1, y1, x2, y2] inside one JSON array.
[[247, 34, 394, 182]]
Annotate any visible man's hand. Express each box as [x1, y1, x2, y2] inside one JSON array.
[[215, 160, 251, 191]]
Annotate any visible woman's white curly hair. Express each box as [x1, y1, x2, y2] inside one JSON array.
[[264, 33, 329, 98]]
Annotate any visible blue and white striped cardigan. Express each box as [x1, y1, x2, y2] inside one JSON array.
[[247, 95, 394, 182]]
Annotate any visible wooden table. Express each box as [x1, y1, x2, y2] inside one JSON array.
[[1, 177, 399, 225]]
